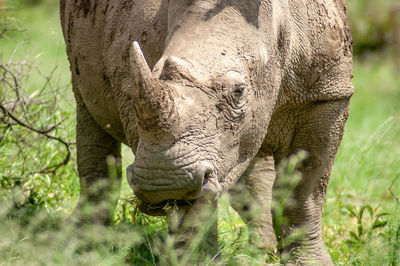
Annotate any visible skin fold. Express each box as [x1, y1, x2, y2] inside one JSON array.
[[60, 0, 353, 264]]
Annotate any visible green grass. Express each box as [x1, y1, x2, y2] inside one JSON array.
[[1, 1, 400, 265], [1, 1, 69, 74]]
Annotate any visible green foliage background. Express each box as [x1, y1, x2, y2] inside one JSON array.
[[1, 0, 400, 265]]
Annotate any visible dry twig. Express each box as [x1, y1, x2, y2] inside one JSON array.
[[0, 24, 75, 183], [389, 173, 400, 206]]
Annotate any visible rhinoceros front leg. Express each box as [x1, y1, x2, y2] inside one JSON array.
[[165, 198, 218, 263], [275, 98, 350, 265], [229, 153, 277, 252], [73, 89, 122, 225]]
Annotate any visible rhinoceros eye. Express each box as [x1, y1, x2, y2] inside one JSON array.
[[228, 83, 247, 113], [233, 84, 245, 98]]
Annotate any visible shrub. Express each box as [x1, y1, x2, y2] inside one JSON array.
[[348, 0, 400, 56]]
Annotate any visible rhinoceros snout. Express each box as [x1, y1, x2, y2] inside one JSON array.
[[126, 161, 217, 204]]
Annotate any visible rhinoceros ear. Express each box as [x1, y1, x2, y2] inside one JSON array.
[[159, 56, 195, 82], [130, 41, 154, 92]]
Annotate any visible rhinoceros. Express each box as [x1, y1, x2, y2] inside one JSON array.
[[60, 0, 353, 264]]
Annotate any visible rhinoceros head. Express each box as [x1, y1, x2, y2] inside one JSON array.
[[127, 28, 279, 214]]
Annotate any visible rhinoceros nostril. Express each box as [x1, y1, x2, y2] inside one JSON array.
[[204, 170, 211, 180], [202, 170, 212, 186], [199, 162, 213, 186]]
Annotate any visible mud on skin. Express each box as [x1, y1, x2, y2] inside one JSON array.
[[61, 0, 353, 264]]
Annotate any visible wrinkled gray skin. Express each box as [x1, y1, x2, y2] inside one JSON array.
[[61, 0, 353, 264]]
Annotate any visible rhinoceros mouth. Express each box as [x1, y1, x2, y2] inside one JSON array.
[[137, 199, 195, 216], [135, 177, 221, 216]]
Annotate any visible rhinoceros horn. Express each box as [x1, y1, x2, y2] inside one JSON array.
[[130, 41, 176, 132]]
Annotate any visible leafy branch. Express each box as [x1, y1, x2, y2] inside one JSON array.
[[344, 204, 389, 245]]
